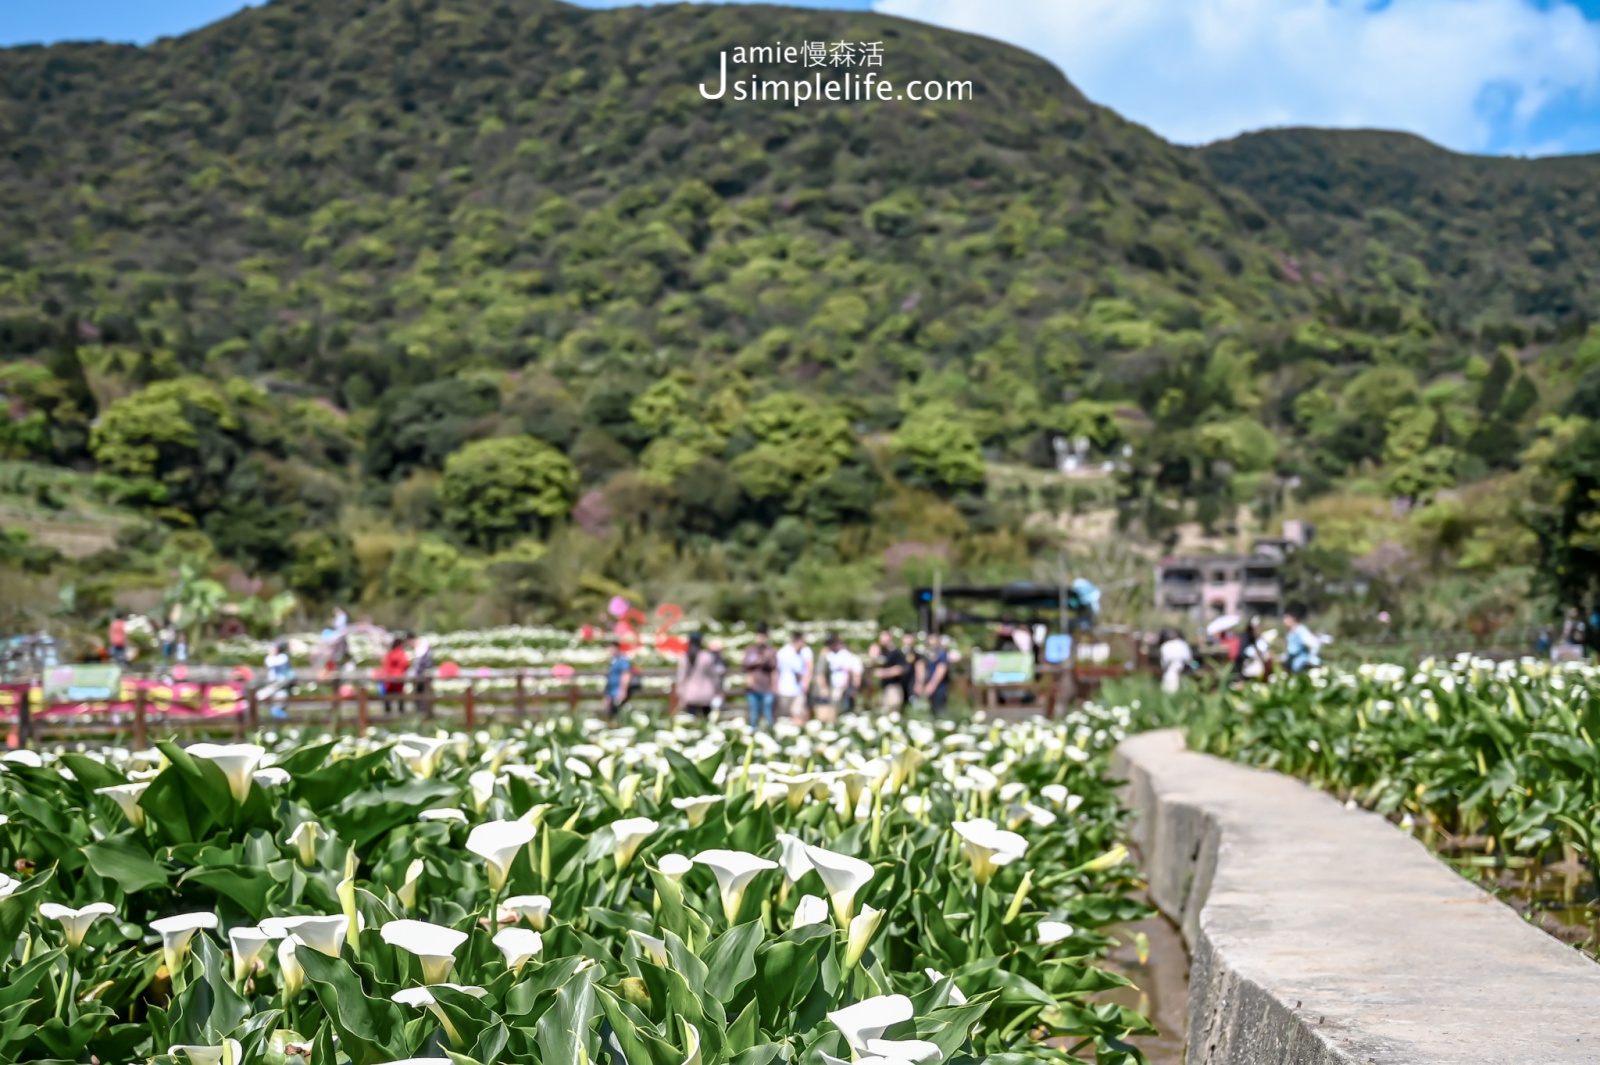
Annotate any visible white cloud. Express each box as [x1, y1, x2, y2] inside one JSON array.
[[872, 0, 1600, 154]]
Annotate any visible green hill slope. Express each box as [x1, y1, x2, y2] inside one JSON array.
[[0, 0, 1592, 635]]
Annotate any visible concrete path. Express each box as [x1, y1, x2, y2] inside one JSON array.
[[1114, 729, 1600, 1065]]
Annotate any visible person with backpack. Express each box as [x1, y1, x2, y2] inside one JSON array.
[[676, 631, 725, 720]]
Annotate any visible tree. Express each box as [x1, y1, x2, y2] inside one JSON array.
[[88, 377, 243, 519], [1530, 420, 1600, 616], [440, 436, 579, 549], [892, 403, 986, 496]]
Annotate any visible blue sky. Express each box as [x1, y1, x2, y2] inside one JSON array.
[[6, 0, 1600, 155]]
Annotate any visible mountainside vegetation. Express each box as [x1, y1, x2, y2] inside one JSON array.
[[2, 0, 1599, 647]]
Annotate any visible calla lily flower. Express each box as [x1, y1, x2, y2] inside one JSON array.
[[803, 844, 875, 924], [229, 926, 274, 981], [95, 782, 149, 827], [0, 874, 19, 899], [151, 912, 218, 975], [610, 817, 658, 870], [287, 821, 323, 867], [491, 926, 543, 973], [380, 919, 469, 984], [168, 1039, 242, 1065], [418, 808, 468, 824], [395, 736, 452, 778], [502, 894, 552, 930], [259, 915, 349, 957], [827, 994, 915, 1055], [693, 849, 779, 923], [792, 894, 829, 928], [278, 936, 304, 997], [468, 770, 498, 813], [924, 967, 968, 1005], [680, 1020, 702, 1065], [774, 833, 813, 884], [392, 985, 489, 1047], [669, 794, 722, 827], [629, 928, 669, 966], [253, 766, 292, 789], [867, 1039, 942, 1063], [658, 853, 693, 881], [39, 902, 115, 949], [466, 819, 537, 891], [397, 858, 426, 911], [844, 903, 884, 968], [1036, 919, 1074, 945], [1039, 783, 1069, 805], [1079, 843, 1129, 873], [951, 819, 1028, 884], [188, 743, 266, 804]]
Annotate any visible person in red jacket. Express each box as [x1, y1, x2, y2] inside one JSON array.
[[380, 637, 410, 715]]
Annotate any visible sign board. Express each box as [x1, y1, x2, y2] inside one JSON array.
[[43, 664, 121, 704], [972, 651, 1035, 686], [1043, 634, 1073, 665]]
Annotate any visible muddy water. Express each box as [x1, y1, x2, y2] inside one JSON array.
[[1093, 895, 1189, 1065]]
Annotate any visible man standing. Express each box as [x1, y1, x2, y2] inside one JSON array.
[[919, 634, 953, 717], [1283, 606, 1322, 674], [604, 639, 633, 722], [901, 633, 923, 711], [741, 625, 778, 728], [775, 631, 813, 723], [874, 631, 907, 713], [823, 634, 862, 719]]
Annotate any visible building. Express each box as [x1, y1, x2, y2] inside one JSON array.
[[1153, 527, 1313, 621]]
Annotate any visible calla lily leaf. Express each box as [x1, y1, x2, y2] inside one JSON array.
[[295, 944, 410, 1065]]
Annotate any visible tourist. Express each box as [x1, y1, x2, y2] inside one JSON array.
[[741, 625, 778, 728], [901, 633, 923, 710], [1159, 628, 1192, 694], [158, 621, 176, 661], [775, 631, 813, 723], [919, 634, 953, 717], [264, 641, 294, 720], [874, 631, 907, 712], [823, 633, 863, 719], [604, 639, 634, 722], [332, 606, 349, 632], [108, 613, 128, 665], [380, 636, 410, 715], [1231, 617, 1270, 682], [676, 631, 724, 719], [1283, 606, 1321, 673], [410, 636, 434, 717]]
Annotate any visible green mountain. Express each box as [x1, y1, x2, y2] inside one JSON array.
[[0, 0, 1594, 638]]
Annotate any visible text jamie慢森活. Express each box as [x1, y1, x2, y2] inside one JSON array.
[[698, 41, 972, 106]]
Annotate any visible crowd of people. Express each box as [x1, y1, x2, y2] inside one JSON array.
[[604, 626, 956, 726], [1156, 604, 1323, 694]]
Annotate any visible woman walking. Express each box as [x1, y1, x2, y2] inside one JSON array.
[[676, 632, 724, 720]]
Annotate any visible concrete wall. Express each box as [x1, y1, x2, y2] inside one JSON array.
[[1113, 729, 1600, 1065]]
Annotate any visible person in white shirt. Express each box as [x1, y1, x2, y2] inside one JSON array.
[[822, 634, 864, 718], [1158, 629, 1193, 694], [775, 632, 813, 722]]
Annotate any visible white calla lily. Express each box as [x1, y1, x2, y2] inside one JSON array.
[[492, 926, 543, 973], [95, 782, 150, 827], [502, 894, 552, 930], [39, 902, 115, 949], [187, 743, 266, 804], [844, 903, 885, 968], [258, 914, 349, 957], [398, 858, 426, 911], [693, 849, 779, 923], [774, 833, 813, 884], [468, 770, 499, 813], [465, 819, 537, 892], [669, 794, 722, 827], [287, 821, 323, 867], [827, 993, 914, 1055], [792, 894, 829, 928], [951, 819, 1028, 884], [167, 1039, 242, 1065], [418, 808, 468, 824], [1036, 919, 1074, 945], [229, 926, 275, 981], [0, 874, 18, 899], [629, 928, 670, 966], [253, 766, 292, 789], [657, 853, 693, 881], [151, 912, 219, 975], [680, 1020, 702, 1065], [610, 817, 658, 870], [380, 919, 469, 984], [392, 984, 489, 1047], [278, 936, 305, 997], [803, 844, 875, 924], [924, 967, 968, 1005]]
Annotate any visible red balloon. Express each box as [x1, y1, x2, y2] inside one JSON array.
[[438, 661, 461, 679], [579, 624, 595, 641], [234, 666, 254, 681], [656, 634, 688, 656]]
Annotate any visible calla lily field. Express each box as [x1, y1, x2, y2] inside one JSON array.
[[0, 704, 1155, 1065]]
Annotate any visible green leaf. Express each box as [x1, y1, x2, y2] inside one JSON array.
[[296, 944, 408, 1065], [84, 832, 171, 894], [0, 865, 55, 944], [699, 920, 762, 1002], [534, 960, 598, 1065]]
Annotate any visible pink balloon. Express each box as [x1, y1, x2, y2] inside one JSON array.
[[338, 684, 355, 699], [438, 661, 461, 679], [172, 665, 188, 681], [607, 596, 630, 618], [552, 663, 575, 679]]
